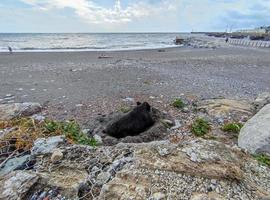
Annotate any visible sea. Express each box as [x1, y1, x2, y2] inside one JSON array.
[[0, 33, 186, 52]]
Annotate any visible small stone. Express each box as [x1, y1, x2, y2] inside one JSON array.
[[170, 120, 181, 130], [51, 149, 63, 163], [5, 94, 13, 97], [182, 107, 189, 113], [31, 114, 45, 122], [123, 97, 134, 102], [162, 119, 174, 126], [96, 172, 111, 186], [94, 134, 103, 145], [82, 129, 90, 134], [190, 152, 198, 162], [152, 192, 166, 200]]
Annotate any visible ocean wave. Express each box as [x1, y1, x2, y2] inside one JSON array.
[[20, 46, 107, 50]]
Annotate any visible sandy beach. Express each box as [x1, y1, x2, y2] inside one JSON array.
[[0, 45, 270, 120]]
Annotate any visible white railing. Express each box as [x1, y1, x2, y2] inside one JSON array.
[[228, 39, 270, 48]]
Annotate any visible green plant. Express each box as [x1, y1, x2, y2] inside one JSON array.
[[118, 106, 132, 113], [191, 118, 211, 137], [253, 154, 270, 167], [1, 118, 97, 152], [171, 98, 185, 109], [222, 122, 243, 134], [44, 120, 97, 147], [64, 121, 97, 146]]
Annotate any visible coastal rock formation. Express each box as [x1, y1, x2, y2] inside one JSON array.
[[97, 139, 269, 199], [0, 102, 42, 120], [238, 104, 270, 155], [1, 138, 270, 199]]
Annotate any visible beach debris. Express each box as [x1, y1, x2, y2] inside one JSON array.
[[174, 37, 185, 45], [122, 97, 134, 102], [158, 49, 166, 52], [98, 54, 113, 59]]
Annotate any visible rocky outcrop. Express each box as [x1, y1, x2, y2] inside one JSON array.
[[99, 139, 270, 200], [1, 138, 266, 200], [0, 102, 42, 120], [198, 98, 253, 123], [0, 171, 40, 200], [238, 104, 270, 155]]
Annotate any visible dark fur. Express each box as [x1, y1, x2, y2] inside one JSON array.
[[105, 102, 155, 138]]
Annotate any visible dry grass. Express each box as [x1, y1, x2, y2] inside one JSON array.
[[0, 118, 96, 152]]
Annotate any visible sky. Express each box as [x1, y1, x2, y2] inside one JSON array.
[[0, 0, 270, 33]]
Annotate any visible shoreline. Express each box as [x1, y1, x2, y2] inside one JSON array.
[[0, 45, 182, 53]]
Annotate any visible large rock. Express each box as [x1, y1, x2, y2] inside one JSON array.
[[31, 135, 65, 155], [0, 155, 30, 176], [238, 104, 270, 155], [0, 171, 39, 200], [253, 92, 270, 111], [198, 98, 253, 122], [0, 102, 42, 120]]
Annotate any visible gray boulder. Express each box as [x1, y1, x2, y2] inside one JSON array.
[[238, 104, 270, 155], [0, 102, 42, 120], [31, 135, 65, 155], [0, 155, 30, 176], [0, 171, 39, 200]]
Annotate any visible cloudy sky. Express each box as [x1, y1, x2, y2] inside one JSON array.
[[0, 0, 270, 33]]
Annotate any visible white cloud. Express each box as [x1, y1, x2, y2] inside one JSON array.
[[21, 0, 171, 25], [17, 0, 270, 32]]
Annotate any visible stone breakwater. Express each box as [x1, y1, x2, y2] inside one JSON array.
[[0, 93, 270, 200]]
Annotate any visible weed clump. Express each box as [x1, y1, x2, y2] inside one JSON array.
[[253, 154, 270, 167], [1, 118, 96, 152], [44, 120, 97, 146], [222, 122, 243, 134], [191, 118, 211, 137], [171, 98, 185, 109]]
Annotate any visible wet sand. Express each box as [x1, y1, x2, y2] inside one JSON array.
[[0, 46, 270, 120]]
